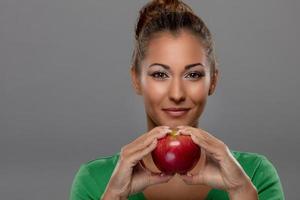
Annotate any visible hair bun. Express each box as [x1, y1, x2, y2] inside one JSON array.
[[152, 0, 180, 10], [151, 0, 192, 13], [135, 0, 193, 39]]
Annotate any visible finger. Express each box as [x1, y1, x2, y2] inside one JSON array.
[[126, 127, 171, 155], [129, 127, 168, 147], [176, 125, 186, 130], [133, 126, 170, 141], [179, 172, 203, 185], [128, 138, 159, 166], [138, 159, 161, 176], [178, 127, 225, 158], [177, 128, 209, 148], [135, 126, 170, 145], [133, 127, 171, 151], [147, 173, 173, 186], [180, 127, 221, 144]]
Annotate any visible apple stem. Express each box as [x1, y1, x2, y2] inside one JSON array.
[[170, 130, 178, 137]]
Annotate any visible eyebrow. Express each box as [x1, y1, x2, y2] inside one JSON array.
[[148, 62, 205, 70]]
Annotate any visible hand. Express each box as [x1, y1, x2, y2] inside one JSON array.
[[103, 126, 174, 199], [176, 126, 256, 194]]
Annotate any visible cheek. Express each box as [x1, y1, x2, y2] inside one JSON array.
[[142, 79, 168, 104], [186, 82, 208, 119], [186, 81, 208, 101]]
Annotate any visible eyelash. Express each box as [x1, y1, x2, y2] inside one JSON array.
[[150, 71, 205, 80]]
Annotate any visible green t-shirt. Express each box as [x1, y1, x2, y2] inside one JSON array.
[[69, 150, 285, 200]]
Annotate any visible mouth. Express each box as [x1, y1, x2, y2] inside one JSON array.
[[162, 107, 191, 117]]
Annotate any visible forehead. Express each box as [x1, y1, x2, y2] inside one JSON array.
[[143, 29, 207, 66]]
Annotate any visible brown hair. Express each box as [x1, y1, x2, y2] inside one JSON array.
[[131, 0, 218, 77]]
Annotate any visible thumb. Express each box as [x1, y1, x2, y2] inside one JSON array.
[[179, 172, 203, 185], [148, 173, 173, 186]]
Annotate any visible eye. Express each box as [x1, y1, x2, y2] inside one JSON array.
[[150, 71, 169, 79], [185, 71, 205, 79]]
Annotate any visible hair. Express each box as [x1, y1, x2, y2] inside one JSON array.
[[131, 0, 218, 77]]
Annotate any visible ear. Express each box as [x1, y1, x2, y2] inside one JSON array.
[[130, 66, 142, 95], [208, 68, 219, 96]]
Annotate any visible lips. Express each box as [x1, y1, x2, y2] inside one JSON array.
[[162, 108, 191, 117]]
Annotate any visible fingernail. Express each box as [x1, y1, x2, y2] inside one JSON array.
[[178, 130, 188, 135]]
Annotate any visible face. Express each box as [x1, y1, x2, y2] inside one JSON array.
[[131, 29, 218, 130]]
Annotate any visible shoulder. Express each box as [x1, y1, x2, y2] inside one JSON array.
[[230, 150, 285, 199], [84, 152, 121, 177], [230, 150, 277, 179], [230, 150, 265, 178], [230, 150, 277, 180], [230, 150, 264, 162], [70, 152, 121, 200], [80, 152, 121, 187]]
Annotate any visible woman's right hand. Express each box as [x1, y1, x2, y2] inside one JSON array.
[[102, 126, 174, 200]]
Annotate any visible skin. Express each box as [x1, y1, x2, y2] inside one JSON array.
[[102, 29, 257, 200], [131, 28, 217, 173], [131, 29, 218, 131], [129, 29, 221, 199], [130, 29, 257, 199]]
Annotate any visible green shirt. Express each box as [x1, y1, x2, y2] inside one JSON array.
[[69, 150, 285, 200]]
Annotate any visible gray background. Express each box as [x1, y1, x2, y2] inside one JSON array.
[[1, 0, 299, 199]]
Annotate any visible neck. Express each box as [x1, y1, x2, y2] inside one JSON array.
[[146, 113, 156, 131]]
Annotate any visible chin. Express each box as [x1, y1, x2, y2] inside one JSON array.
[[159, 119, 191, 129], [148, 110, 198, 129]]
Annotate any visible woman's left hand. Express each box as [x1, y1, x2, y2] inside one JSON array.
[[176, 125, 257, 196]]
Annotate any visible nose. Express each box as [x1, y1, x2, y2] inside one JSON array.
[[168, 77, 186, 103]]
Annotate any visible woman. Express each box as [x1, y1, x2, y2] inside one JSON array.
[[70, 0, 285, 199]]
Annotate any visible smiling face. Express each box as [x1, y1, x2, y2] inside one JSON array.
[[131, 29, 219, 130]]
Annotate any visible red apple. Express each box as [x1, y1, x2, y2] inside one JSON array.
[[151, 129, 201, 175]]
